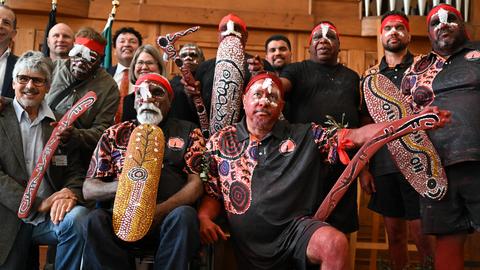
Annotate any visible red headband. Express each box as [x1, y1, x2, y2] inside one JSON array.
[[135, 73, 174, 100], [74, 37, 105, 56], [427, 4, 463, 26], [309, 23, 339, 45], [218, 13, 247, 32], [244, 72, 284, 98], [381, 15, 410, 33]]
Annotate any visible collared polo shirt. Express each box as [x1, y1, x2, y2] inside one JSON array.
[[402, 41, 480, 166], [204, 118, 338, 268]]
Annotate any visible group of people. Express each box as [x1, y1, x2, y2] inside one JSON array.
[[0, 2, 477, 270]]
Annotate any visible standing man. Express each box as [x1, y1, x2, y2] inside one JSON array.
[[47, 27, 119, 168], [401, 4, 480, 270], [46, 23, 75, 61], [169, 43, 205, 124], [0, 51, 88, 270], [360, 11, 433, 270], [0, 5, 18, 98], [277, 21, 365, 234], [265, 34, 292, 75], [82, 73, 205, 270], [108, 27, 142, 122]]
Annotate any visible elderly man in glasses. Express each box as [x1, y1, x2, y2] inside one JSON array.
[[82, 73, 206, 270], [0, 50, 88, 270]]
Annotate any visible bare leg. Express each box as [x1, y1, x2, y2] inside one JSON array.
[[384, 217, 408, 270], [407, 219, 434, 268], [306, 226, 350, 270], [435, 233, 467, 270]]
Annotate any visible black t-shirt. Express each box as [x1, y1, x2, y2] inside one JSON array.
[[281, 60, 363, 128], [168, 75, 199, 125], [280, 60, 364, 233], [195, 53, 273, 118]]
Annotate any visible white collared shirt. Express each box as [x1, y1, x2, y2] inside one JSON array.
[[0, 48, 11, 92], [113, 63, 134, 94]]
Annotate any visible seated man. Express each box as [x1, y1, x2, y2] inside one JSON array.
[[0, 51, 88, 270], [46, 26, 119, 169], [82, 73, 206, 270], [197, 72, 449, 270]]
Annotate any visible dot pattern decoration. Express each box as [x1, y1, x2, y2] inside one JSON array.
[[113, 124, 165, 242]]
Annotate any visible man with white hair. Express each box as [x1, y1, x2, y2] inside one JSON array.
[[82, 73, 205, 270], [0, 50, 88, 270]]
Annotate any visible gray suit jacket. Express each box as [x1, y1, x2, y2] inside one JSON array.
[[0, 99, 86, 265]]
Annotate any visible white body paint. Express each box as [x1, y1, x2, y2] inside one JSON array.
[[319, 23, 335, 45], [434, 8, 459, 31], [68, 44, 94, 62], [384, 26, 406, 37]]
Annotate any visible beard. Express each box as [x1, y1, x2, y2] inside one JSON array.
[[136, 103, 163, 125], [384, 41, 408, 53]]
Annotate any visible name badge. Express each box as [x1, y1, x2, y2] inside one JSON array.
[[52, 155, 68, 166]]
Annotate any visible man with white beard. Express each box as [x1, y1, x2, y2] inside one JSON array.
[[82, 73, 206, 270]]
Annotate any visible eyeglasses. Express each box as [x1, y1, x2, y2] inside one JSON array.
[[136, 60, 157, 68], [16, 75, 47, 87]]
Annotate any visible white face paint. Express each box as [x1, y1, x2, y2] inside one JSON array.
[[248, 80, 280, 108], [261, 78, 273, 94], [137, 82, 152, 102], [319, 23, 335, 45], [221, 20, 242, 38], [434, 8, 458, 31], [384, 26, 406, 38], [68, 44, 93, 62]]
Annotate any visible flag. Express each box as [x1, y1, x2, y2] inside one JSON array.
[[42, 4, 57, 57], [101, 14, 114, 69]]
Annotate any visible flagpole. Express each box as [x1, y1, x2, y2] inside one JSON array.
[[102, 1, 120, 69], [41, 0, 58, 57]]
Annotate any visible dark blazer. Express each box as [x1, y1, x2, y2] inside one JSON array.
[[0, 99, 86, 265], [1, 54, 18, 98], [106, 65, 117, 77]]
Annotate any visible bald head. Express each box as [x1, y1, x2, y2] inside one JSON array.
[[47, 23, 74, 60]]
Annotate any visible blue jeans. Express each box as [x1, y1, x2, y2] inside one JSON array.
[[32, 205, 89, 270], [82, 205, 200, 270]]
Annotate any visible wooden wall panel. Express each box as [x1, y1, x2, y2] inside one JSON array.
[[311, 0, 362, 36], [8, 0, 90, 17], [144, 0, 310, 15]]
